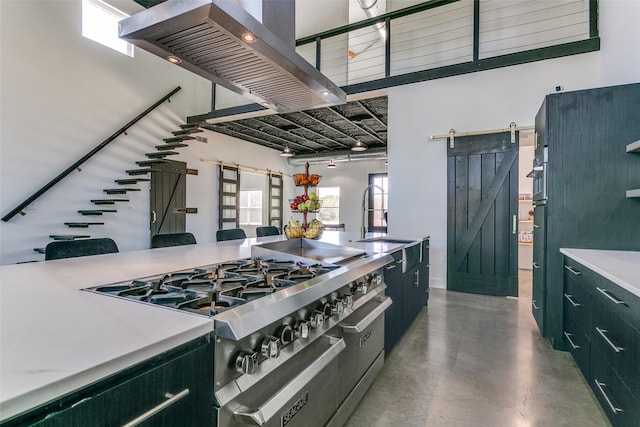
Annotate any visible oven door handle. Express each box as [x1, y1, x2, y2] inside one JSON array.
[[232, 336, 346, 426], [341, 297, 392, 334]]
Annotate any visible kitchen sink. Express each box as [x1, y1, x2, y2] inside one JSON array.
[[357, 237, 416, 244]]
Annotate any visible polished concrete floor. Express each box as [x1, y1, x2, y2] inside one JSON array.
[[344, 271, 610, 427]]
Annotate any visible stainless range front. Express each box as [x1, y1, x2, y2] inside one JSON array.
[[85, 239, 394, 427]]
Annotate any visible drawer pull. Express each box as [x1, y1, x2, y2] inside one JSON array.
[[563, 332, 581, 349], [532, 300, 540, 310], [533, 224, 540, 228], [563, 293, 581, 308], [532, 262, 541, 269], [596, 287, 626, 306], [122, 388, 189, 427], [595, 327, 625, 353], [385, 263, 396, 270], [564, 265, 582, 276], [594, 379, 623, 414]]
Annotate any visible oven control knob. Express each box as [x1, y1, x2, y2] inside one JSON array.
[[261, 337, 281, 359], [279, 325, 294, 345], [235, 352, 258, 375], [373, 273, 383, 286], [322, 302, 333, 318], [344, 293, 354, 308], [310, 311, 324, 328], [332, 299, 344, 315], [295, 320, 311, 339], [357, 280, 368, 295]]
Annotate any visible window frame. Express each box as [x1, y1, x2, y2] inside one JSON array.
[[82, 0, 134, 57], [316, 187, 340, 225], [367, 173, 388, 233], [239, 189, 264, 226]]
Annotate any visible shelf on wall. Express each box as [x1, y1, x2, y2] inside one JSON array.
[[519, 220, 533, 223], [626, 140, 640, 153], [518, 241, 533, 245], [626, 189, 640, 198]]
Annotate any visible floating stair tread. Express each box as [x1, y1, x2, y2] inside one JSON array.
[[78, 209, 117, 215], [626, 140, 640, 153], [127, 168, 159, 175], [115, 178, 150, 184], [172, 128, 203, 136], [104, 188, 141, 194], [180, 123, 200, 129], [626, 189, 640, 198], [145, 151, 178, 158], [50, 234, 91, 241], [136, 159, 169, 166], [65, 222, 104, 228], [156, 143, 188, 150], [163, 135, 196, 143], [91, 199, 129, 205]]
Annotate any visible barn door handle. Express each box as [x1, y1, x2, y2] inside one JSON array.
[[512, 215, 517, 234], [151, 211, 157, 224]]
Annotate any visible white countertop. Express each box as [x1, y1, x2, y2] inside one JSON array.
[[0, 232, 424, 421], [560, 248, 640, 297]]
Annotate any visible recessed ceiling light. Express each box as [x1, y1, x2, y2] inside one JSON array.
[[351, 140, 367, 151], [280, 146, 294, 157], [242, 32, 256, 43], [166, 55, 182, 64], [321, 90, 330, 96]]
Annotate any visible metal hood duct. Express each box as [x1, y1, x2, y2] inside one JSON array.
[[119, 0, 347, 113]]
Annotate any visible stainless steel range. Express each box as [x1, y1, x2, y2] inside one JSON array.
[[85, 239, 394, 427]]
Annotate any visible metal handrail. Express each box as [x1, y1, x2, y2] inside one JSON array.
[[2, 86, 182, 222]]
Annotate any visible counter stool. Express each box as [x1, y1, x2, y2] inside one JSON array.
[[151, 232, 197, 248], [45, 238, 119, 261], [216, 228, 247, 242]]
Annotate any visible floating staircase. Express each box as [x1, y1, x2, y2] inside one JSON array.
[[33, 122, 201, 256]]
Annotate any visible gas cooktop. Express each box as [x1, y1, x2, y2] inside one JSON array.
[[84, 258, 340, 317]]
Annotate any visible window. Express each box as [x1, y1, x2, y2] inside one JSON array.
[[239, 190, 263, 225], [82, 0, 134, 57], [317, 187, 340, 224], [368, 174, 388, 232]]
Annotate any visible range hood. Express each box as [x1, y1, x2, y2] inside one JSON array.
[[119, 0, 347, 113]]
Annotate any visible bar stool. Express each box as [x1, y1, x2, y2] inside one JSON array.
[[151, 232, 197, 248], [45, 238, 119, 261], [216, 228, 247, 242], [256, 226, 280, 237]]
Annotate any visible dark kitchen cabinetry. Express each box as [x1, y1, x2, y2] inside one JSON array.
[[383, 250, 403, 353], [532, 83, 640, 349], [562, 256, 640, 427], [3, 335, 214, 427], [384, 239, 429, 353]]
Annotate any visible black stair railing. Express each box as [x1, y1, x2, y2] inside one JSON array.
[[2, 86, 182, 222]]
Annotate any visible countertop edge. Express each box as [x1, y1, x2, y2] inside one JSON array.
[[559, 248, 640, 297]]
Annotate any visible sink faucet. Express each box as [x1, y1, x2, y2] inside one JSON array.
[[361, 184, 385, 239]]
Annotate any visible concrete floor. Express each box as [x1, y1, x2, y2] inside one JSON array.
[[344, 271, 610, 427]]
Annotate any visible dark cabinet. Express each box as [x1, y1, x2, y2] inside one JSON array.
[[383, 239, 429, 354], [562, 256, 640, 427], [418, 237, 430, 305], [532, 83, 640, 349], [383, 250, 403, 353], [4, 335, 214, 427]]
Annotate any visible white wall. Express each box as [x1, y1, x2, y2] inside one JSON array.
[[0, 0, 292, 265], [387, 0, 640, 289]]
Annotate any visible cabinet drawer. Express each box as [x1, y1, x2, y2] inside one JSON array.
[[592, 276, 640, 331], [591, 348, 640, 427], [592, 300, 640, 401], [563, 270, 591, 330], [21, 340, 214, 427], [563, 317, 591, 380], [532, 281, 545, 334]]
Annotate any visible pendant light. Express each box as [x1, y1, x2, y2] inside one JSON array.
[[351, 140, 367, 151], [327, 159, 337, 169], [280, 146, 294, 157]]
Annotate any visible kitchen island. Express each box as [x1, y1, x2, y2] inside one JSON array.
[[0, 232, 423, 425]]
